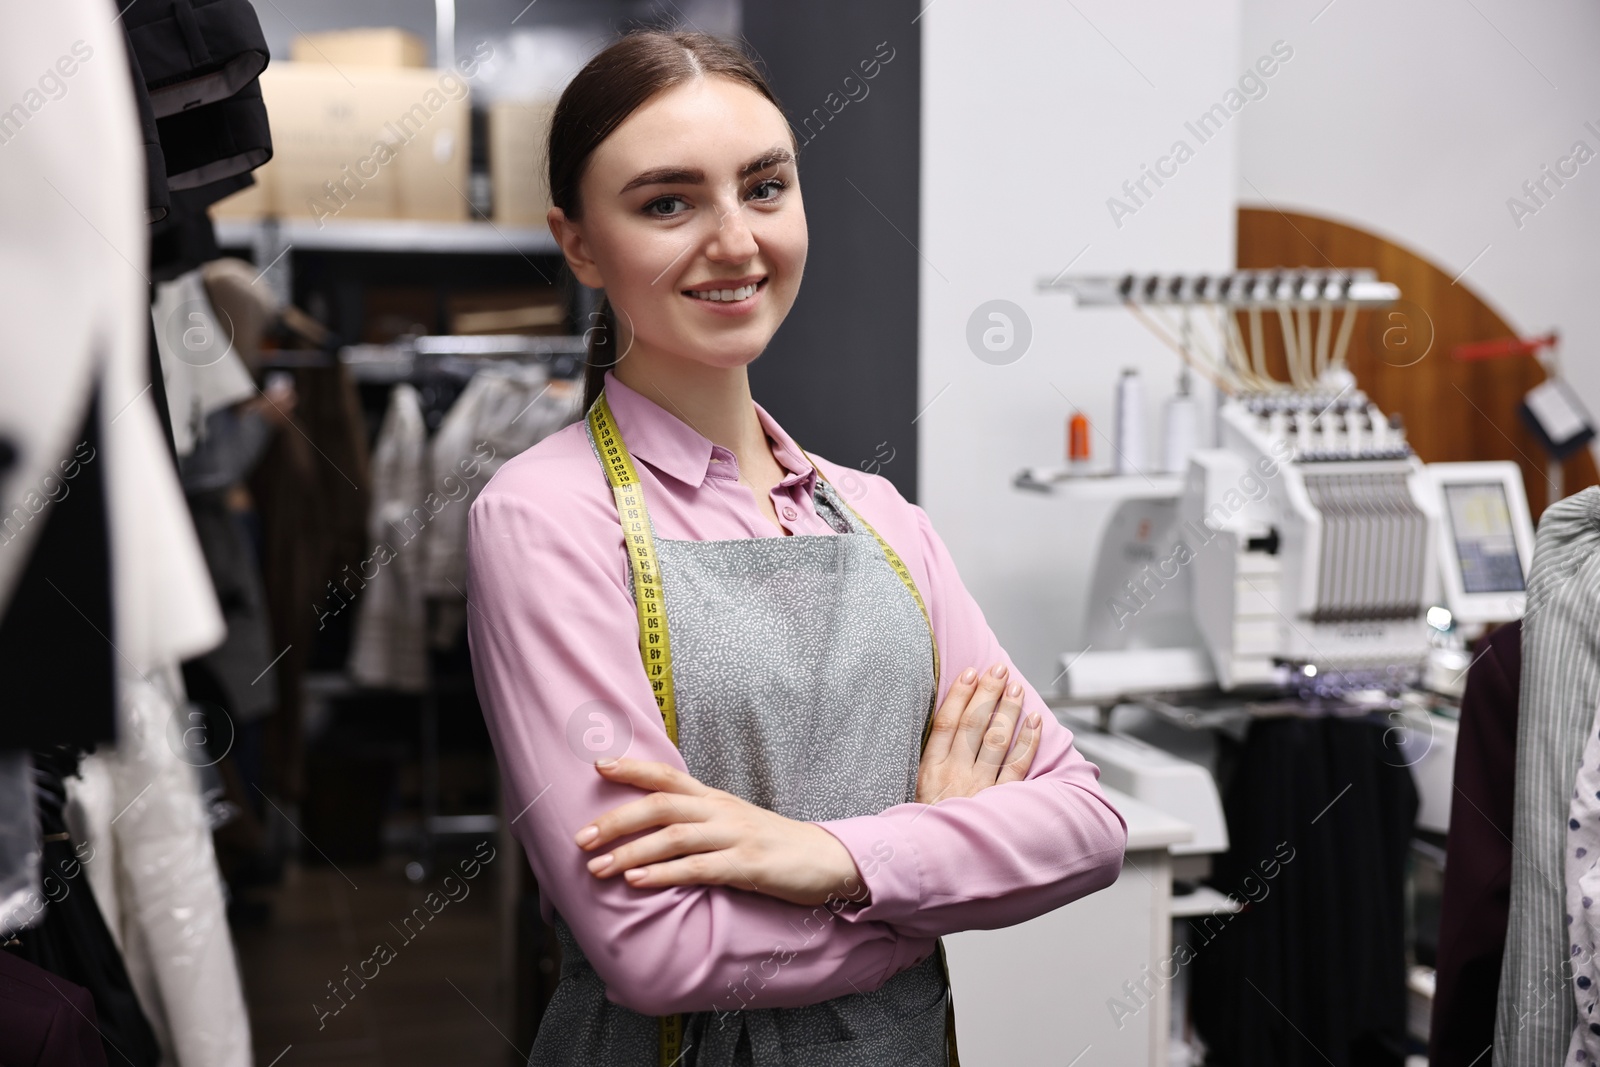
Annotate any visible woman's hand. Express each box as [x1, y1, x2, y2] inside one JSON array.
[[574, 759, 867, 908], [916, 662, 1043, 804]]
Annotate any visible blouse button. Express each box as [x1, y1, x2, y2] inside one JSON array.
[[782, 506, 798, 521]]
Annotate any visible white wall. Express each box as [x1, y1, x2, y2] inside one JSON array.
[[1238, 0, 1600, 466], [919, 0, 1244, 683]]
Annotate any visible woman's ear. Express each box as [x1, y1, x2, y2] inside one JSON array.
[[547, 207, 604, 289]]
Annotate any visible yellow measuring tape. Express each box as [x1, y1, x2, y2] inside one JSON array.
[[587, 393, 959, 1067]]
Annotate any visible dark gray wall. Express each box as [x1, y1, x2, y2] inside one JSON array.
[[740, 2, 922, 502]]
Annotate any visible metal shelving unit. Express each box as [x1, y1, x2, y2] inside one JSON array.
[[214, 217, 559, 306]]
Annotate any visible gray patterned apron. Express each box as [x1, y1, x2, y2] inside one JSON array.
[[526, 395, 951, 1066]]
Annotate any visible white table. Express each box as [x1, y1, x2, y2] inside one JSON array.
[[943, 788, 1194, 1066]]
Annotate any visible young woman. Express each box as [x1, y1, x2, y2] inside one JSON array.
[[465, 29, 1128, 1066]]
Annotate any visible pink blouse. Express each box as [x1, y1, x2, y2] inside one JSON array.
[[465, 368, 1127, 1017]]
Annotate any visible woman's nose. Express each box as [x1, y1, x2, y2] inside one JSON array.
[[703, 198, 759, 260]]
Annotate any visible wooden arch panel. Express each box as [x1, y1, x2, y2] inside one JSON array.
[[1237, 207, 1595, 517]]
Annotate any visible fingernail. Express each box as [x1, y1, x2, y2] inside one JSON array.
[[575, 825, 598, 845], [587, 853, 613, 873], [960, 667, 977, 684], [990, 663, 1008, 678], [1027, 713, 1042, 728], [624, 868, 647, 883], [1007, 682, 1022, 699], [595, 758, 616, 768]]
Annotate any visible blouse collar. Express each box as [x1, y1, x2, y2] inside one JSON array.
[[600, 369, 818, 492]]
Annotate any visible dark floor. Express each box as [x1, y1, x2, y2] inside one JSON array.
[[235, 852, 517, 1067]]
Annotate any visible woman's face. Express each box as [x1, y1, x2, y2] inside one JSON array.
[[553, 75, 806, 373]]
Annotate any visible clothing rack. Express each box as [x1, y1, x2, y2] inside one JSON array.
[[339, 333, 591, 384], [293, 334, 588, 880]]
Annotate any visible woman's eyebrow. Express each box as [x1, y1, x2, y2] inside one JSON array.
[[618, 146, 795, 194], [619, 166, 699, 194], [739, 147, 795, 179]]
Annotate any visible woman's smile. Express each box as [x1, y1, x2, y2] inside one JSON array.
[[681, 276, 768, 315]]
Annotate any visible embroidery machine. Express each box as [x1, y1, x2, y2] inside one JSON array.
[[987, 268, 1538, 1064]]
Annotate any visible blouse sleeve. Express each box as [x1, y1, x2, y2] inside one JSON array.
[[466, 486, 936, 1017], [814, 497, 1128, 939]]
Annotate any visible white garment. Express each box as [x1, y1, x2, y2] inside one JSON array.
[[349, 383, 431, 691], [423, 366, 580, 645], [0, 0, 224, 669], [151, 269, 259, 459], [4, 7, 246, 1063], [67, 660, 252, 1067]]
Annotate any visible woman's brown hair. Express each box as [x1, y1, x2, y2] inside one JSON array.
[[547, 29, 790, 412]]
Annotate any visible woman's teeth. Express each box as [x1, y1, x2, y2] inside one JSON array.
[[686, 282, 760, 302]]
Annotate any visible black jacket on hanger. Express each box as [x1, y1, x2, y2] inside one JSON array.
[[118, 0, 269, 118], [117, 0, 273, 263]]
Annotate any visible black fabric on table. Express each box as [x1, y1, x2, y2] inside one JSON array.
[[1190, 715, 1419, 1067]]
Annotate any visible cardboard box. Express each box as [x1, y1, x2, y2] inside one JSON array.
[[291, 28, 428, 69], [250, 62, 469, 223], [490, 98, 557, 226]]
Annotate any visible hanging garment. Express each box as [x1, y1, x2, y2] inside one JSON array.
[[466, 369, 1127, 1064], [118, 15, 170, 225], [0, 387, 115, 748], [423, 365, 582, 648], [0, 949, 112, 1067], [183, 487, 278, 723], [0, 752, 36, 935], [118, 0, 272, 196], [117, 0, 269, 119], [151, 268, 259, 459], [178, 404, 272, 495], [5, 747, 160, 1067], [67, 660, 253, 1067], [1189, 715, 1418, 1067], [247, 359, 370, 800], [153, 79, 271, 191], [150, 181, 248, 282], [349, 384, 431, 691], [0, 0, 225, 720], [1498, 487, 1600, 1066], [1431, 620, 1522, 1067]]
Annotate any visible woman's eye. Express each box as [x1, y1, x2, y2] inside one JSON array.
[[748, 178, 786, 202], [644, 195, 688, 218]]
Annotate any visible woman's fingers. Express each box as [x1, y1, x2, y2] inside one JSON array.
[[922, 666, 979, 762], [953, 663, 1009, 761], [619, 849, 756, 890], [593, 756, 711, 796], [994, 712, 1044, 786], [577, 789, 708, 851], [975, 681, 1026, 774], [586, 819, 733, 881], [574, 758, 714, 851]]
